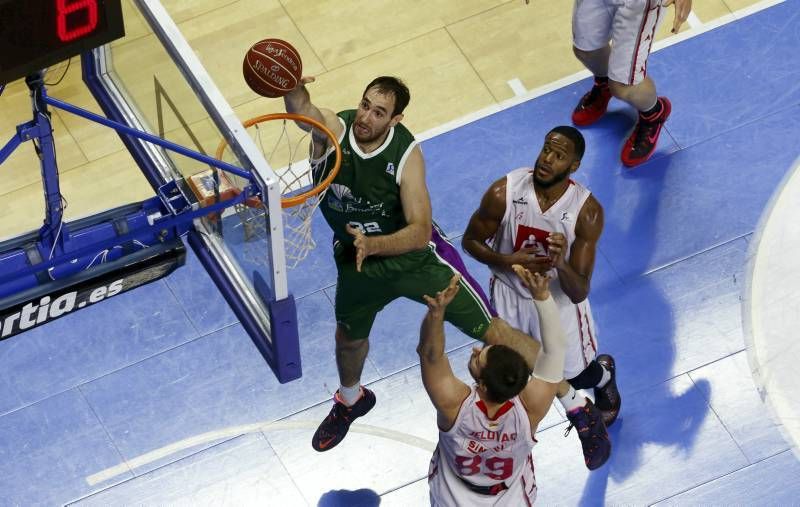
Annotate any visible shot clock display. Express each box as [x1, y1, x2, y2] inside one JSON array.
[[0, 0, 125, 85]]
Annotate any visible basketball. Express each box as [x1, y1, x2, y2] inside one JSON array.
[[243, 38, 302, 98]]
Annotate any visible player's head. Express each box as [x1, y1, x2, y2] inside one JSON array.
[[469, 345, 530, 403], [533, 126, 585, 188], [354, 76, 410, 143]]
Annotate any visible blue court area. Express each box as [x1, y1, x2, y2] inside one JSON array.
[[3, 1, 800, 504]]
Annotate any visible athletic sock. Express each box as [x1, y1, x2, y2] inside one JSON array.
[[338, 383, 362, 406], [568, 360, 605, 390], [558, 386, 585, 413], [640, 98, 663, 121]]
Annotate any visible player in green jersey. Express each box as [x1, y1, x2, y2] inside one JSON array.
[[285, 76, 540, 452]]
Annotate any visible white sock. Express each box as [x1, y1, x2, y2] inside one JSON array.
[[558, 386, 585, 413], [596, 364, 612, 389], [338, 383, 362, 406]]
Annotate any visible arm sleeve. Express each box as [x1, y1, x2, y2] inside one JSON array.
[[531, 295, 568, 383]]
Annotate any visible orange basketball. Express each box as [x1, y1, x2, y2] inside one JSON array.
[[243, 38, 302, 98]]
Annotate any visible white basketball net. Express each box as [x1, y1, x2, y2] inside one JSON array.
[[216, 117, 335, 269]]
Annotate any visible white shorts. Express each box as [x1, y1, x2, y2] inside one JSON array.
[[428, 446, 537, 507], [572, 0, 665, 85], [491, 277, 597, 379]]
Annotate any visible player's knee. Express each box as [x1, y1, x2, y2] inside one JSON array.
[[572, 45, 604, 64], [335, 325, 368, 347], [572, 45, 590, 62], [483, 317, 521, 345], [608, 79, 632, 100], [481, 317, 505, 343]]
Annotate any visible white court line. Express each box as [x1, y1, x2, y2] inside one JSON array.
[[507, 78, 528, 97], [86, 420, 436, 486], [417, 0, 785, 143], [744, 155, 800, 463], [686, 11, 703, 30]]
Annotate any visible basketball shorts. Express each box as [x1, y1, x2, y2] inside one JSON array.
[[572, 0, 665, 85], [333, 226, 495, 340], [490, 277, 597, 379]]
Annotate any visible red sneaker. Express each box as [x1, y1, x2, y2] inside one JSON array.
[[621, 97, 672, 167], [572, 82, 612, 126]]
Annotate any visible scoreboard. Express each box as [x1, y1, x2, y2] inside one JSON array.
[[0, 0, 125, 84]]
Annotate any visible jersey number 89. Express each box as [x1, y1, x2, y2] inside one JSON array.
[[454, 455, 513, 480]]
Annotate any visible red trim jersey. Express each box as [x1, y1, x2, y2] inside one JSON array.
[[488, 167, 598, 378], [428, 387, 537, 506]]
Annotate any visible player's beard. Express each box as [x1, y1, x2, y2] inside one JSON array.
[[353, 122, 386, 144], [533, 167, 571, 189]]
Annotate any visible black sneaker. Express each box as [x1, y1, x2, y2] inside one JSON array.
[[621, 96, 672, 167], [594, 354, 621, 427], [312, 387, 376, 452], [565, 398, 611, 470]]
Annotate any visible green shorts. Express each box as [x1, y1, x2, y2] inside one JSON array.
[[333, 237, 495, 341]]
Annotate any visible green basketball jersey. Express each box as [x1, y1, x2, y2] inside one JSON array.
[[319, 109, 417, 246]]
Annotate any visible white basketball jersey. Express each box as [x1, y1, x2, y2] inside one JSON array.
[[490, 167, 591, 300], [489, 167, 598, 378], [428, 387, 537, 506]]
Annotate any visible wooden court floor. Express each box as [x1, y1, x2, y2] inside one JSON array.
[[0, 0, 757, 240]]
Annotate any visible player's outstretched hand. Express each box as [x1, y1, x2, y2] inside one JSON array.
[[286, 76, 315, 98], [664, 0, 692, 33], [512, 264, 551, 301], [423, 274, 461, 316], [346, 224, 373, 272]]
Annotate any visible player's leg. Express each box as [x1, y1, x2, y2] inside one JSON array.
[[412, 223, 495, 336], [568, 355, 620, 425], [553, 298, 612, 470], [398, 225, 541, 366], [606, 0, 671, 166], [312, 244, 391, 452], [563, 300, 621, 426], [571, 0, 614, 126], [334, 324, 369, 397]]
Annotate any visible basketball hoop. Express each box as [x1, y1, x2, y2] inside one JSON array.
[[206, 112, 342, 268]]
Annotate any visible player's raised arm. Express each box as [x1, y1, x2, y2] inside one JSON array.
[[513, 266, 568, 430], [418, 274, 471, 429], [283, 76, 343, 140]]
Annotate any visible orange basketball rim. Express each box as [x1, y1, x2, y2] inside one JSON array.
[[215, 112, 342, 209]]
